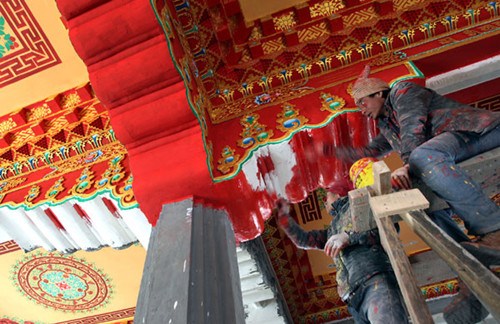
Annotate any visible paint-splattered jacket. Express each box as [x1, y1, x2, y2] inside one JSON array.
[[279, 196, 393, 301], [334, 81, 500, 163]]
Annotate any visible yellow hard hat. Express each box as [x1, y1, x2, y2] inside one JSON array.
[[349, 157, 378, 189]]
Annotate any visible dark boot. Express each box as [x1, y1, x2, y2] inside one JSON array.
[[443, 279, 489, 324], [461, 229, 500, 267]]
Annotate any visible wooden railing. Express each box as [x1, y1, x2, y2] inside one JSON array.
[[349, 147, 500, 323]]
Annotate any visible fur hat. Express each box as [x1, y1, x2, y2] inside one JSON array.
[[351, 66, 389, 104]]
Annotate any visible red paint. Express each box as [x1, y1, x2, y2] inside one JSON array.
[[73, 204, 92, 224], [102, 197, 120, 218], [257, 154, 276, 174], [396, 88, 409, 95], [55, 0, 496, 242], [44, 208, 65, 231]]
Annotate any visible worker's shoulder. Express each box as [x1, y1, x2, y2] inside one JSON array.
[[389, 80, 428, 98], [391, 80, 423, 91]]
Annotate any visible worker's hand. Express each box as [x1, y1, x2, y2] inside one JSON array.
[[276, 198, 291, 227], [324, 232, 349, 258], [391, 164, 411, 190]]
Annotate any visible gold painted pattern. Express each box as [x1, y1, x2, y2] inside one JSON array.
[[24, 185, 41, 205], [45, 116, 69, 136], [319, 93, 346, 112], [69, 167, 95, 194], [60, 93, 82, 110], [27, 104, 51, 121], [79, 104, 101, 124], [262, 38, 286, 55], [393, 0, 422, 11], [298, 22, 329, 42], [249, 26, 263, 41], [273, 12, 297, 31], [217, 146, 241, 175], [0, 177, 27, 197], [237, 113, 274, 149], [276, 103, 309, 133], [309, 0, 345, 18], [0, 118, 17, 134], [342, 7, 377, 28], [45, 177, 65, 202], [10, 128, 35, 148]]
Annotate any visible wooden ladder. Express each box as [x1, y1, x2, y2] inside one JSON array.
[[349, 147, 500, 324]]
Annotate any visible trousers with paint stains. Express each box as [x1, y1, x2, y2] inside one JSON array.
[[347, 272, 408, 324], [409, 125, 500, 236]]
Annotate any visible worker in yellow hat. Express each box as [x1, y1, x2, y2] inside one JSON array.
[[276, 157, 408, 324], [347, 156, 486, 323]]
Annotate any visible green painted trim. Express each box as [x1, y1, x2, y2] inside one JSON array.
[[212, 108, 359, 183], [389, 61, 426, 86], [149, 0, 216, 179], [147, 3, 427, 183], [0, 189, 139, 211]]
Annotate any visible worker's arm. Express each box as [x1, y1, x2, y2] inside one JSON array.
[[276, 199, 328, 250], [322, 133, 393, 163]]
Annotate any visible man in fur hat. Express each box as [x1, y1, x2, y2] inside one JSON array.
[[318, 65, 500, 323]]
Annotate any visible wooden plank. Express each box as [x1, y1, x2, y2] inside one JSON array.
[[373, 161, 392, 195], [374, 215, 434, 324], [401, 210, 500, 321], [369, 189, 430, 217], [348, 187, 377, 232]]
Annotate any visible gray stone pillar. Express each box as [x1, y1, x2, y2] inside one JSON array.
[[135, 198, 245, 324]]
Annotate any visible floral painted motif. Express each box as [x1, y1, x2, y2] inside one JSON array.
[[217, 146, 241, 175], [11, 252, 113, 312], [237, 114, 274, 149], [276, 103, 309, 133], [0, 16, 17, 58]]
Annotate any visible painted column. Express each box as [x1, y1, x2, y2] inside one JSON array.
[[135, 198, 245, 323]]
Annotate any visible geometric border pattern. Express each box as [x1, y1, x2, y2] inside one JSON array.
[[0, 0, 61, 87], [54, 307, 135, 324], [0, 240, 20, 255]]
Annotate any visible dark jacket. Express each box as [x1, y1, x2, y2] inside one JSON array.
[[280, 196, 393, 300], [336, 81, 500, 163]]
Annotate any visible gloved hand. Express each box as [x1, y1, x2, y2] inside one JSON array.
[[324, 232, 349, 258], [391, 164, 411, 190]]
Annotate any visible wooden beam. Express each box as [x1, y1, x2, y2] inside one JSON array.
[[135, 198, 245, 323], [373, 161, 392, 195], [401, 210, 500, 321], [348, 187, 377, 232], [369, 189, 429, 218], [374, 215, 434, 324]]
